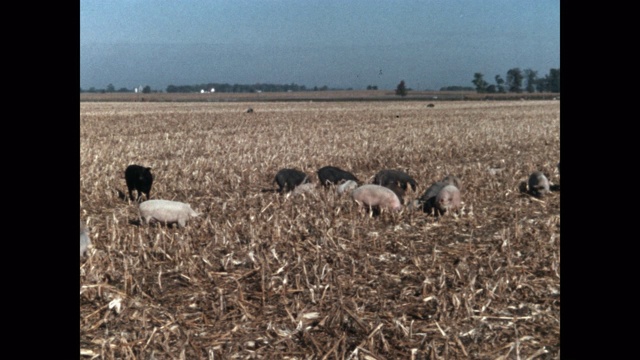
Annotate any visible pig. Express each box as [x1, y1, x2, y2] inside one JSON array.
[[528, 171, 550, 198], [351, 184, 403, 213], [80, 220, 91, 257], [550, 162, 561, 191], [384, 182, 406, 205], [416, 181, 447, 214], [125, 165, 154, 202], [291, 182, 317, 196], [441, 174, 462, 192], [274, 168, 309, 193], [416, 175, 461, 214], [337, 180, 358, 195], [434, 185, 462, 215], [139, 200, 201, 228], [246, 107, 254, 113], [373, 169, 417, 191], [317, 166, 359, 187]]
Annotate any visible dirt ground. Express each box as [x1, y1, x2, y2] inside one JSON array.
[[80, 100, 560, 359]]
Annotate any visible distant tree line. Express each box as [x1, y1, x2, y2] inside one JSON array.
[[81, 84, 137, 93], [80, 68, 559, 95], [80, 82, 353, 94], [440, 86, 475, 91], [80, 84, 155, 93], [472, 68, 560, 94], [166, 83, 308, 93]]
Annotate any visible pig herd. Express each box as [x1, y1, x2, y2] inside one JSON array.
[[274, 166, 462, 216], [80, 162, 559, 257]]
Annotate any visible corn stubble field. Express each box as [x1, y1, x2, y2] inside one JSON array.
[[80, 100, 560, 359]]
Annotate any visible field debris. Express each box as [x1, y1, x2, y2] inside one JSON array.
[[81, 100, 560, 358]]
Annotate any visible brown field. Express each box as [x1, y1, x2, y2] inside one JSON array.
[[80, 100, 560, 359]]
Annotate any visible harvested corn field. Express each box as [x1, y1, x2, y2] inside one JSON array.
[[80, 100, 560, 359]]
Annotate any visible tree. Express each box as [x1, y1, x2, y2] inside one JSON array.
[[506, 68, 524, 93], [495, 75, 506, 93], [547, 68, 560, 93], [395, 80, 407, 96], [106, 83, 115, 93], [142, 85, 151, 94], [524, 69, 538, 93], [535, 77, 548, 93], [472, 73, 489, 93], [441, 86, 474, 91]]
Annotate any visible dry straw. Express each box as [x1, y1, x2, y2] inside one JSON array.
[[81, 100, 560, 359]]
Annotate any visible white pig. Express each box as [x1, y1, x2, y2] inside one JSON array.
[[351, 184, 402, 211], [435, 185, 462, 214], [336, 180, 358, 195], [80, 220, 91, 257], [139, 200, 201, 228]]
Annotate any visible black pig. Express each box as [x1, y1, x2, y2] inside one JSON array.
[[373, 169, 417, 191], [125, 165, 154, 202], [274, 168, 309, 193], [317, 166, 359, 187]]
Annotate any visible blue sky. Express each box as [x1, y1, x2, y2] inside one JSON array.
[[80, 0, 559, 91]]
